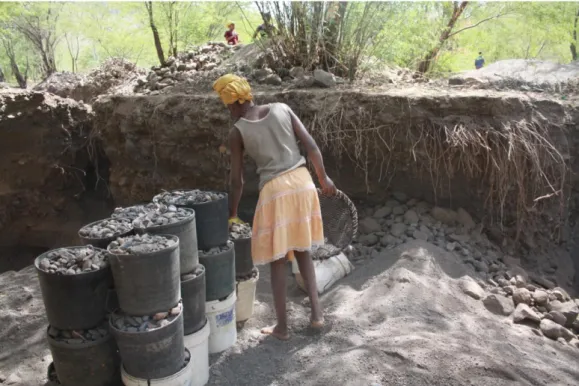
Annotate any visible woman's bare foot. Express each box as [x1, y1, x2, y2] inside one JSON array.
[[310, 317, 324, 329], [261, 325, 290, 341]]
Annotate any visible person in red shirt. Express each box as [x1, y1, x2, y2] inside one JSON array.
[[225, 22, 239, 46]]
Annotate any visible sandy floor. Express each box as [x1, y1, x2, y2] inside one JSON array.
[[1, 240, 578, 385]]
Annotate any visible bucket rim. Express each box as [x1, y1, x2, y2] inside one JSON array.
[[120, 348, 192, 383], [109, 301, 183, 335], [180, 264, 205, 283], [106, 234, 180, 257], [206, 290, 236, 309], [153, 189, 228, 208], [236, 268, 260, 285], [34, 246, 109, 277], [78, 217, 134, 241], [132, 207, 196, 232], [199, 240, 234, 257]]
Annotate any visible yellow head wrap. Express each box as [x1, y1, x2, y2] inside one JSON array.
[[213, 74, 253, 105], [227, 21, 235, 28]]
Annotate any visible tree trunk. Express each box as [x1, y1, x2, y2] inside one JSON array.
[[320, 2, 347, 72], [2, 37, 27, 88], [571, 9, 579, 61], [0, 66, 5, 83], [417, 1, 469, 73], [145, 1, 165, 66]]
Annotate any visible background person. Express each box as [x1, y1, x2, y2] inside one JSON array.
[[225, 22, 239, 45]]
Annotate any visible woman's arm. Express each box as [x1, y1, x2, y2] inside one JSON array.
[[228, 128, 244, 218], [288, 109, 337, 195]]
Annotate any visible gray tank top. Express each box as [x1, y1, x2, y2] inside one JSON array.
[[235, 103, 306, 189]]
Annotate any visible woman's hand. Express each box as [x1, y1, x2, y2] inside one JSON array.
[[320, 175, 337, 196]]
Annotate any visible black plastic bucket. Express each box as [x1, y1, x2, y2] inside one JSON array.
[[181, 265, 206, 335], [134, 209, 198, 274], [108, 235, 181, 316], [110, 307, 185, 380], [199, 242, 235, 302], [47, 328, 121, 386], [78, 218, 134, 249], [233, 237, 254, 278], [35, 247, 112, 330]]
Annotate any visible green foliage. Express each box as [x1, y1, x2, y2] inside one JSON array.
[[0, 1, 577, 84]]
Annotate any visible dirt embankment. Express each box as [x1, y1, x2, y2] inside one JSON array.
[[0, 90, 111, 271]]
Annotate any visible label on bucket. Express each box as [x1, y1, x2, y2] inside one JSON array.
[[215, 308, 234, 327]]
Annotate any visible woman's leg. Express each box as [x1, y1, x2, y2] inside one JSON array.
[[295, 251, 324, 327], [260, 256, 290, 340]]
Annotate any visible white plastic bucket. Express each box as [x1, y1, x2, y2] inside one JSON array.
[[292, 252, 353, 294], [184, 318, 210, 386], [206, 291, 237, 354], [236, 269, 259, 322], [121, 348, 192, 386]]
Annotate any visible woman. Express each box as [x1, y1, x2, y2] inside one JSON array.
[[213, 74, 337, 340], [224, 22, 239, 46]]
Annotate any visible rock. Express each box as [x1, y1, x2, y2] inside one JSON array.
[[547, 311, 568, 326], [529, 274, 555, 289], [390, 223, 406, 237], [456, 208, 476, 230], [392, 206, 405, 215], [403, 210, 419, 225], [569, 338, 579, 349], [313, 69, 336, 88], [229, 222, 252, 240], [373, 206, 392, 218], [513, 303, 541, 323], [289, 66, 305, 78], [392, 191, 407, 202], [263, 74, 282, 86], [446, 242, 457, 251], [380, 234, 398, 247], [359, 234, 379, 246], [552, 287, 571, 302], [512, 288, 532, 305], [294, 75, 315, 88], [360, 217, 381, 234], [412, 230, 429, 241], [497, 278, 509, 288], [431, 207, 457, 225], [533, 290, 549, 305], [108, 234, 177, 255], [253, 68, 270, 80], [459, 278, 485, 300], [513, 275, 526, 288], [483, 294, 514, 316], [548, 300, 579, 327], [504, 285, 515, 296], [5, 373, 21, 385], [474, 260, 489, 273], [540, 319, 575, 341]]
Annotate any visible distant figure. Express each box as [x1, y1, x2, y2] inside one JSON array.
[[225, 22, 239, 46], [475, 52, 485, 70], [253, 12, 276, 40]]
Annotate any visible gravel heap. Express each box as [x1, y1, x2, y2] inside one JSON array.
[[38, 247, 107, 275], [181, 265, 204, 282], [111, 203, 159, 221], [79, 218, 133, 239], [112, 302, 182, 333], [200, 241, 233, 256], [354, 193, 579, 346], [154, 190, 226, 205], [48, 322, 109, 344], [108, 234, 177, 255], [132, 205, 193, 228], [229, 222, 251, 240], [237, 267, 258, 282], [134, 42, 236, 93]]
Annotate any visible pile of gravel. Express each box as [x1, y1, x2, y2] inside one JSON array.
[[111, 302, 182, 333], [38, 247, 108, 275], [108, 234, 177, 255], [111, 203, 159, 221], [181, 265, 204, 282], [132, 205, 193, 229], [47, 322, 109, 344], [200, 241, 233, 256], [79, 218, 133, 239], [154, 190, 226, 206], [229, 222, 251, 240]]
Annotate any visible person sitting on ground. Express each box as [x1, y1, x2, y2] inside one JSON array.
[[475, 52, 485, 70], [213, 74, 336, 340], [224, 22, 239, 46]]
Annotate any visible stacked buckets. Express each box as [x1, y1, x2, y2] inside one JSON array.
[[35, 188, 261, 386]]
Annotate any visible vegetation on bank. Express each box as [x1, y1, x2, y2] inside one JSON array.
[[0, 1, 578, 86]]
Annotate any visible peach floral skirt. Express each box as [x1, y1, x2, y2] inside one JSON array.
[[251, 167, 324, 265]]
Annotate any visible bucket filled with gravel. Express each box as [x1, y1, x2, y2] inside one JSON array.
[[199, 241, 235, 302], [78, 217, 134, 249], [153, 190, 228, 250], [132, 204, 198, 274], [181, 265, 206, 335], [35, 246, 112, 330], [229, 222, 253, 278], [110, 301, 185, 380], [46, 321, 121, 386], [108, 234, 181, 316], [111, 203, 159, 221]]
